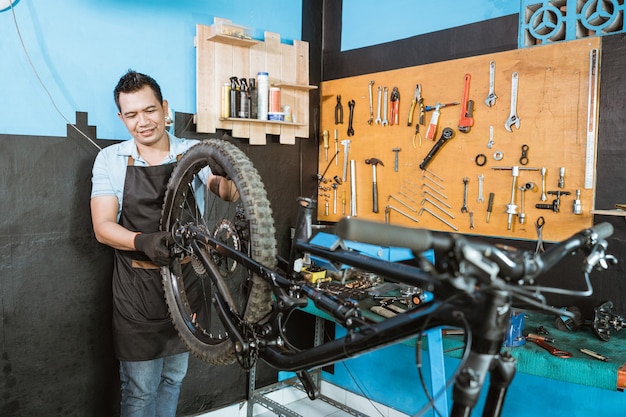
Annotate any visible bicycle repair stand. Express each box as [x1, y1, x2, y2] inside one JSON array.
[[246, 315, 369, 417]]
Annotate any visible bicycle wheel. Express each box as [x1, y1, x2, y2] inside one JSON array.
[[161, 138, 276, 365]]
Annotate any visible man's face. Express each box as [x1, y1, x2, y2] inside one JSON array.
[[117, 85, 169, 147]]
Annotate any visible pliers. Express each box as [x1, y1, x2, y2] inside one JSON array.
[[390, 87, 400, 125], [407, 84, 424, 127]]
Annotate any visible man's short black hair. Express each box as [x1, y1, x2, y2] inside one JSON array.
[[114, 70, 163, 111]]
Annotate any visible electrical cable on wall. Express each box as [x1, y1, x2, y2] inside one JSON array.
[[8, 2, 102, 151]]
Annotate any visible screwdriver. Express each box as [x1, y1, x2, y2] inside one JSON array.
[[486, 192, 495, 223], [323, 130, 329, 161]]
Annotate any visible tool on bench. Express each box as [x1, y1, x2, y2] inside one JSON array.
[[458, 74, 474, 133], [505, 72, 521, 132], [335, 95, 343, 124], [408, 84, 424, 127], [365, 158, 384, 213], [390, 87, 400, 126], [485, 60, 497, 107], [419, 127, 455, 171], [347, 100, 355, 136], [526, 337, 572, 358], [367, 80, 375, 125], [580, 348, 610, 362], [334, 129, 339, 166]]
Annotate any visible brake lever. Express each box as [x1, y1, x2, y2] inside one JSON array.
[[584, 241, 617, 273]]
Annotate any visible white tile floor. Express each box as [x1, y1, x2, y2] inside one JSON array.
[[193, 380, 411, 417]]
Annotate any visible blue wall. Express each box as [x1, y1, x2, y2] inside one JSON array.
[[0, 0, 302, 139], [1, 1, 518, 139], [341, 0, 519, 51]]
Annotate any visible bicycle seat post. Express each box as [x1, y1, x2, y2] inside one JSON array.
[[289, 197, 315, 274]]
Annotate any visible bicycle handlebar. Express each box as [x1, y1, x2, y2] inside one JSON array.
[[336, 217, 614, 282]]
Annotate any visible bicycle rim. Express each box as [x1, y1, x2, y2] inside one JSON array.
[[160, 138, 276, 365]]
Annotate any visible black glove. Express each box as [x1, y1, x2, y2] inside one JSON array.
[[134, 231, 174, 266]]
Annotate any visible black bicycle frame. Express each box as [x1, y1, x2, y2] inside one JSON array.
[[189, 200, 518, 417]]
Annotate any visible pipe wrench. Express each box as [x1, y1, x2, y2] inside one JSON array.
[[458, 74, 474, 133]]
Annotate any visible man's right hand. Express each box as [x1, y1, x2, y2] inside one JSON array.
[[134, 231, 173, 266]]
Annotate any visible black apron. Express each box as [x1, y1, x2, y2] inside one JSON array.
[[111, 157, 187, 361]]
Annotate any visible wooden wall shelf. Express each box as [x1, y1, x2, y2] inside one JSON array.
[[205, 33, 259, 47], [591, 210, 626, 217], [195, 19, 312, 145]]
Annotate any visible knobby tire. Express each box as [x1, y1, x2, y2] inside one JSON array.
[[160, 138, 276, 365]]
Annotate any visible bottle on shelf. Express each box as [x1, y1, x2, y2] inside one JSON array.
[[257, 72, 269, 120]]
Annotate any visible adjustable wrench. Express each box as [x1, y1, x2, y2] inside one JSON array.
[[505, 72, 521, 132], [485, 60, 497, 107], [367, 80, 375, 125], [382, 87, 389, 126], [375, 86, 382, 124], [458, 74, 474, 133]]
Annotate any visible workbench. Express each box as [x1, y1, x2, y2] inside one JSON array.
[[303, 300, 626, 415]]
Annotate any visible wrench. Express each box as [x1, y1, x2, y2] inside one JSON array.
[[367, 80, 375, 125], [461, 177, 469, 213], [477, 174, 485, 203], [382, 87, 389, 126], [458, 74, 474, 133], [487, 125, 495, 149], [375, 86, 382, 125], [505, 72, 521, 132], [347, 100, 355, 136], [485, 60, 497, 107]]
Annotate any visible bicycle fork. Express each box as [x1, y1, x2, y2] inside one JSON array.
[[450, 289, 516, 417]]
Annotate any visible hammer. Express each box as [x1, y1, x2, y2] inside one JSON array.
[[365, 158, 384, 213]]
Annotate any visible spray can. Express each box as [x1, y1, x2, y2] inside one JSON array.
[[249, 78, 257, 119], [239, 78, 249, 118], [257, 72, 269, 120], [229, 76, 240, 118]]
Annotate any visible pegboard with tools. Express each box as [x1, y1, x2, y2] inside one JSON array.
[[317, 37, 601, 242]]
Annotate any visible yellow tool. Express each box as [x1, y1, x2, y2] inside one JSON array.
[[323, 130, 329, 161]]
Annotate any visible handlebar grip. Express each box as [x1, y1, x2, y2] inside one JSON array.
[[335, 218, 454, 253], [591, 222, 614, 240]]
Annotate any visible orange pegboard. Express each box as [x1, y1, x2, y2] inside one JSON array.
[[318, 37, 601, 242]]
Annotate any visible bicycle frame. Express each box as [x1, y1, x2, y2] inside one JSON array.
[[181, 197, 521, 416]]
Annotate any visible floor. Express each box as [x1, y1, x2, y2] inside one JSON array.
[[192, 379, 411, 417]]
